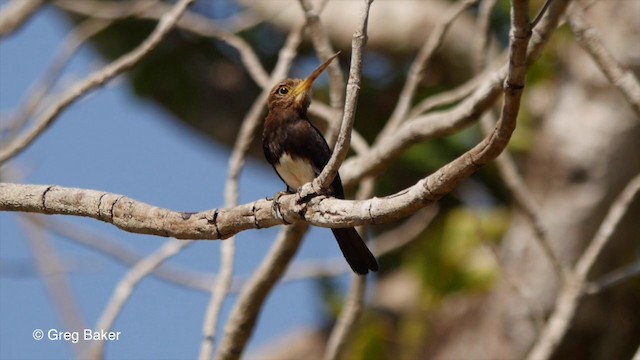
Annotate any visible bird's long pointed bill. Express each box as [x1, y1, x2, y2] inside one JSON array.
[[293, 52, 340, 96]]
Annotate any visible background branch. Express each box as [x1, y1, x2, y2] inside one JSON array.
[[526, 173, 640, 360], [0, 0, 44, 37], [0, 0, 196, 164]]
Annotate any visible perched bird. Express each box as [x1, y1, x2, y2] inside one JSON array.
[[262, 54, 379, 275]]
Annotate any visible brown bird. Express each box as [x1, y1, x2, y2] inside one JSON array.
[[262, 54, 379, 275]]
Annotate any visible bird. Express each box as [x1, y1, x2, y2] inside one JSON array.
[[262, 53, 379, 275]]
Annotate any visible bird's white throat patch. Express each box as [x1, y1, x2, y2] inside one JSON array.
[[275, 153, 315, 190]]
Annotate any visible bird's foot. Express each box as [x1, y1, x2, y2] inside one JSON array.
[[297, 181, 321, 203], [268, 191, 292, 224]]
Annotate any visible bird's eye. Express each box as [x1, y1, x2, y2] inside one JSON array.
[[277, 86, 289, 95]]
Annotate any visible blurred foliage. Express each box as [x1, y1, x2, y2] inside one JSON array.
[[410, 206, 507, 298]]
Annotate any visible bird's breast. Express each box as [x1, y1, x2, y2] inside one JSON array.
[[275, 152, 316, 190]]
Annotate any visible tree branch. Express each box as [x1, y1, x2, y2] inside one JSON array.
[[567, 3, 640, 117], [380, 0, 479, 136], [526, 173, 640, 360], [0, 0, 196, 165], [89, 239, 193, 360], [55, 0, 272, 89], [215, 223, 309, 360], [25, 214, 215, 293], [305, 0, 373, 195], [0, 0, 44, 38]]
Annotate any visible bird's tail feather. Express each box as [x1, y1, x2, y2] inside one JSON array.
[[331, 227, 379, 275]]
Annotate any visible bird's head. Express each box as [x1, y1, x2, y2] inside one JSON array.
[[267, 52, 340, 113]]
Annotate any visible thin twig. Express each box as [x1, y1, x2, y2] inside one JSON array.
[[323, 275, 366, 360], [484, 238, 547, 333], [526, 173, 640, 360], [0, 0, 196, 165], [479, 113, 565, 279], [25, 214, 214, 292], [567, 3, 640, 117], [380, 0, 479, 137], [530, 0, 554, 30], [5, 18, 112, 139], [473, 0, 498, 71], [305, 0, 373, 196], [89, 239, 193, 360], [585, 261, 640, 295], [54, 0, 270, 89], [406, 66, 497, 120], [18, 217, 88, 358], [299, 0, 345, 113]]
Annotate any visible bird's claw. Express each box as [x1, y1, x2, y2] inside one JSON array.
[[297, 182, 319, 203], [269, 191, 292, 224]]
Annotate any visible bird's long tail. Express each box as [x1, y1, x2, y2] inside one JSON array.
[[331, 227, 379, 275]]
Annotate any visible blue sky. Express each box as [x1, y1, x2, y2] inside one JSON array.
[[0, 4, 355, 359]]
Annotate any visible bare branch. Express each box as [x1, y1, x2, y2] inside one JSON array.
[[0, 0, 196, 165], [215, 223, 309, 360], [585, 261, 640, 295], [567, 3, 640, 117], [18, 217, 88, 357], [341, 68, 502, 185], [480, 113, 565, 279], [4, 19, 112, 139], [0, 0, 44, 38], [526, 173, 640, 360], [299, 0, 346, 113], [323, 276, 366, 360], [473, 0, 498, 70], [54, 0, 271, 88], [26, 215, 214, 293], [530, 0, 554, 30], [89, 239, 193, 360], [306, 0, 373, 195], [406, 67, 493, 120], [381, 0, 479, 136], [56, 0, 270, 88]]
